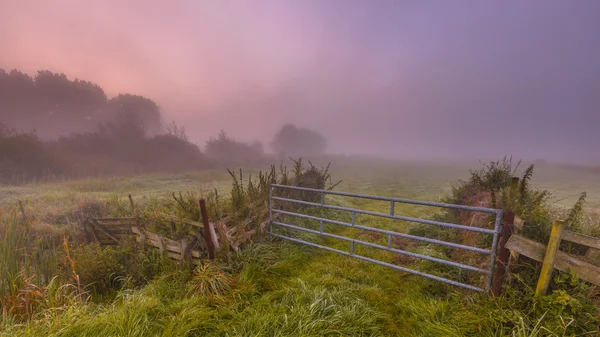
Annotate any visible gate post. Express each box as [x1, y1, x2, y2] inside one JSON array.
[[269, 184, 273, 238], [199, 199, 215, 260], [492, 211, 515, 297]]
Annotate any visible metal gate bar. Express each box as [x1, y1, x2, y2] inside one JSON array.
[[273, 209, 491, 254], [269, 184, 504, 292]]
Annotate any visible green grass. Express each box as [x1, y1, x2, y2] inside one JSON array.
[[1, 159, 599, 336]]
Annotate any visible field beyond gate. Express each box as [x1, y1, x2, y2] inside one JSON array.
[[269, 184, 506, 292]]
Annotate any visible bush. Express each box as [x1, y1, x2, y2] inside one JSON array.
[[434, 157, 598, 335], [205, 130, 266, 167], [69, 241, 177, 297], [0, 125, 70, 184]]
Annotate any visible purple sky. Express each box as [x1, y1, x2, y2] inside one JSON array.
[[1, 1, 599, 163]]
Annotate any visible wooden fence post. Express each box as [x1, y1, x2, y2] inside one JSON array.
[[492, 211, 515, 296], [535, 220, 566, 296], [199, 199, 215, 260], [181, 238, 188, 261], [139, 230, 146, 249], [157, 234, 165, 253]]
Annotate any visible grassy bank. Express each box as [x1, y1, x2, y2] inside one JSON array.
[[1, 159, 599, 336]]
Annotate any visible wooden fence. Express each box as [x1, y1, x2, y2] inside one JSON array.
[[84, 216, 217, 265], [505, 215, 600, 295], [84, 217, 137, 245], [132, 226, 204, 265], [83, 198, 273, 266]]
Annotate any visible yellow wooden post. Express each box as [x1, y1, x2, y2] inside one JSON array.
[[535, 220, 566, 296]]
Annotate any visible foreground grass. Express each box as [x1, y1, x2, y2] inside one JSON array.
[[1, 159, 598, 336], [1, 239, 501, 337]]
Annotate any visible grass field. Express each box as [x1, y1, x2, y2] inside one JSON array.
[[1, 159, 599, 336]]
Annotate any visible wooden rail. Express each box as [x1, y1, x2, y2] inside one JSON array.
[[83, 195, 272, 265], [505, 223, 600, 295], [132, 227, 203, 265]]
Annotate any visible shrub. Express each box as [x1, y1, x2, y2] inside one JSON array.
[[205, 131, 266, 167], [0, 125, 70, 184]]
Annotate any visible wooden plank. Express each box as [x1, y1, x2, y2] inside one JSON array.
[[94, 220, 136, 225], [94, 229, 132, 235], [132, 226, 202, 260], [181, 238, 188, 260], [506, 234, 600, 286], [165, 241, 182, 254], [157, 213, 204, 229], [167, 251, 183, 261], [163, 235, 180, 246], [513, 215, 525, 231], [585, 248, 600, 262], [145, 239, 160, 249], [89, 219, 121, 243], [562, 231, 600, 249], [144, 231, 160, 242], [85, 220, 99, 242], [95, 224, 136, 231], [208, 222, 220, 251], [93, 217, 137, 221]]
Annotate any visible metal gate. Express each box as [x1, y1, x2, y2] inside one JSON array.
[[268, 184, 504, 292]]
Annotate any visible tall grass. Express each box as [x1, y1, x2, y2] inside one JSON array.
[[0, 213, 29, 311], [0, 211, 50, 321], [2, 159, 599, 336]]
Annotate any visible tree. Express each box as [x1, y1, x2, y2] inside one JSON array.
[[205, 131, 265, 165], [270, 124, 326, 157], [107, 94, 161, 135], [0, 68, 162, 139], [34, 70, 107, 136]]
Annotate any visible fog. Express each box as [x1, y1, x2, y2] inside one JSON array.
[[1, 0, 599, 163]]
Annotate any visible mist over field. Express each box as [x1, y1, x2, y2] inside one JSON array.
[[3, 2, 600, 335], [1, 0, 599, 164]]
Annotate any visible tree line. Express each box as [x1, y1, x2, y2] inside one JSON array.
[[0, 69, 162, 139], [0, 68, 327, 184]]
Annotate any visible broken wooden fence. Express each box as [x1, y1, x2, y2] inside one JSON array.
[[505, 216, 600, 295], [132, 226, 204, 265], [84, 217, 137, 245], [84, 198, 274, 265], [85, 214, 217, 265]]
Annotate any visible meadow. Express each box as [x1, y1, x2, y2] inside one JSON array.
[[1, 158, 599, 336]]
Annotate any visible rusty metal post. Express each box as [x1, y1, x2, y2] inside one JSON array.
[[199, 199, 215, 260], [492, 211, 515, 297]]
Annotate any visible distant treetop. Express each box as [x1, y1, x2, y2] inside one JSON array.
[[270, 124, 326, 157]]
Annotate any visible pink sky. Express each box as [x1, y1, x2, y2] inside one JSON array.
[[1, 0, 599, 162]]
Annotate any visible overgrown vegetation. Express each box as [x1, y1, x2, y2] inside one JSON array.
[[1, 158, 599, 336], [436, 157, 599, 335]]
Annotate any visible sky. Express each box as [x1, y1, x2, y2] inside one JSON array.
[[1, 0, 599, 163]]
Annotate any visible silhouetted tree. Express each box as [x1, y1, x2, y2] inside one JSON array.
[[0, 68, 161, 139], [205, 131, 265, 166], [107, 94, 161, 136], [270, 124, 326, 157], [33, 70, 107, 136]]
